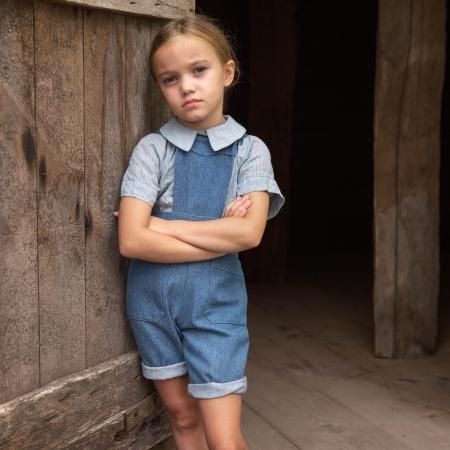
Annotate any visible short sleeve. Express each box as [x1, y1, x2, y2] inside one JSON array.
[[120, 135, 161, 207], [237, 136, 285, 220]]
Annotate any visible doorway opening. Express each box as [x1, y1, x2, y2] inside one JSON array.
[[196, 1, 377, 290], [287, 2, 377, 299], [194, 1, 379, 354]]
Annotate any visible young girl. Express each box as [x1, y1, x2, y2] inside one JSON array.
[[117, 15, 284, 450]]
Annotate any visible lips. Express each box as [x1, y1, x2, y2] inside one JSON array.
[[183, 99, 201, 107]]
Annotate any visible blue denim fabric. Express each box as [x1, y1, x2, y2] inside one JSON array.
[[126, 134, 249, 399]]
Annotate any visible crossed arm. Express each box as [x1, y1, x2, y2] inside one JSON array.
[[118, 191, 270, 263]]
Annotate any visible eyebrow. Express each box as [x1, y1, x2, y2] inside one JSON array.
[[156, 59, 211, 79], [190, 59, 210, 66]]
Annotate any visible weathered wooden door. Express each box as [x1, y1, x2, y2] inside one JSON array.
[[0, 1, 192, 448]]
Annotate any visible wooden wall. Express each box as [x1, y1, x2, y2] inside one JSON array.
[[0, 0, 188, 446], [0, 0, 173, 407], [373, 0, 446, 357]]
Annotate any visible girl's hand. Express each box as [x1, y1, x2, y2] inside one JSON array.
[[224, 195, 252, 217]]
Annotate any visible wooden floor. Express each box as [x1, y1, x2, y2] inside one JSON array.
[[241, 263, 450, 450]]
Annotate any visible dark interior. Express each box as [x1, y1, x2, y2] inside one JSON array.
[[288, 2, 376, 279], [196, 0, 377, 280], [195, 3, 450, 347], [195, 1, 250, 125]]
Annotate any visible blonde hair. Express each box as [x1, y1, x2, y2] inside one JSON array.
[[150, 15, 240, 90]]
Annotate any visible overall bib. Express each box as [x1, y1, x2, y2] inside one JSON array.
[[126, 134, 249, 399]]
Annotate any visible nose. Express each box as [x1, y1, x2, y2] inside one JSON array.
[[180, 75, 195, 95]]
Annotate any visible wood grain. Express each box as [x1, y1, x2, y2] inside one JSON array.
[[245, 358, 411, 450], [245, 283, 450, 449], [125, 15, 170, 158], [1, 2, 173, 446], [242, 403, 298, 449], [35, 0, 86, 383], [373, 0, 445, 357], [47, 0, 194, 19], [0, 352, 160, 449], [84, 8, 135, 368], [0, 0, 39, 403]]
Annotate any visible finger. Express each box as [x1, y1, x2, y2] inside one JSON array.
[[232, 205, 248, 217], [232, 195, 249, 207], [232, 196, 248, 207], [225, 197, 243, 216], [226, 196, 242, 210], [235, 199, 252, 215], [226, 195, 252, 217]]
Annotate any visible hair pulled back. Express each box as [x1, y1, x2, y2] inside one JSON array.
[[150, 15, 240, 89]]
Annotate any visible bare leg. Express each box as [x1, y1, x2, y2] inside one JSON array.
[[198, 393, 248, 450], [153, 375, 208, 450]]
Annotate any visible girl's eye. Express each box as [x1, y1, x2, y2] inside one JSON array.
[[162, 76, 177, 85], [193, 66, 207, 74]]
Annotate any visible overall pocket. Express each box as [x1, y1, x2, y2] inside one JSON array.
[[126, 259, 166, 323], [206, 255, 248, 325]]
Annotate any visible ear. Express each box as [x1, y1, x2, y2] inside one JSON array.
[[223, 60, 236, 87]]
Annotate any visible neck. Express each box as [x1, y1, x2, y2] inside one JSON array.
[[176, 115, 227, 131]]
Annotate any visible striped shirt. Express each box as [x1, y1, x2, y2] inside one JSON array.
[[120, 115, 285, 220]]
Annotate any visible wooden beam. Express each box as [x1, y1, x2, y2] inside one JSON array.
[[0, 352, 172, 449], [373, 0, 446, 357], [46, 0, 194, 19]]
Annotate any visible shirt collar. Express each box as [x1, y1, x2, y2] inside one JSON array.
[[159, 115, 246, 152]]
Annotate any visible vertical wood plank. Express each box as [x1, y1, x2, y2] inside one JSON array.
[[147, 21, 172, 135], [35, 0, 86, 383], [0, 0, 39, 402], [125, 16, 170, 157], [374, 0, 445, 357], [122, 17, 170, 366], [373, 0, 409, 358], [84, 9, 135, 367], [245, 0, 296, 283]]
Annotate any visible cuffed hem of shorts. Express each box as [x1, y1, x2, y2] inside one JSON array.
[[187, 376, 247, 399], [142, 361, 188, 380]]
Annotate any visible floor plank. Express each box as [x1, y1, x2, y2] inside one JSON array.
[[244, 358, 411, 450], [243, 272, 450, 450], [242, 403, 299, 450]]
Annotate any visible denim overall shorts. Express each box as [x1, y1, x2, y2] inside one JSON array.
[[126, 134, 249, 399]]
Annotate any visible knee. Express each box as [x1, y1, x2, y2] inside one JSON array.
[[167, 404, 202, 433]]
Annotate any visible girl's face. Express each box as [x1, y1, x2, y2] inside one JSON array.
[[152, 34, 235, 130]]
